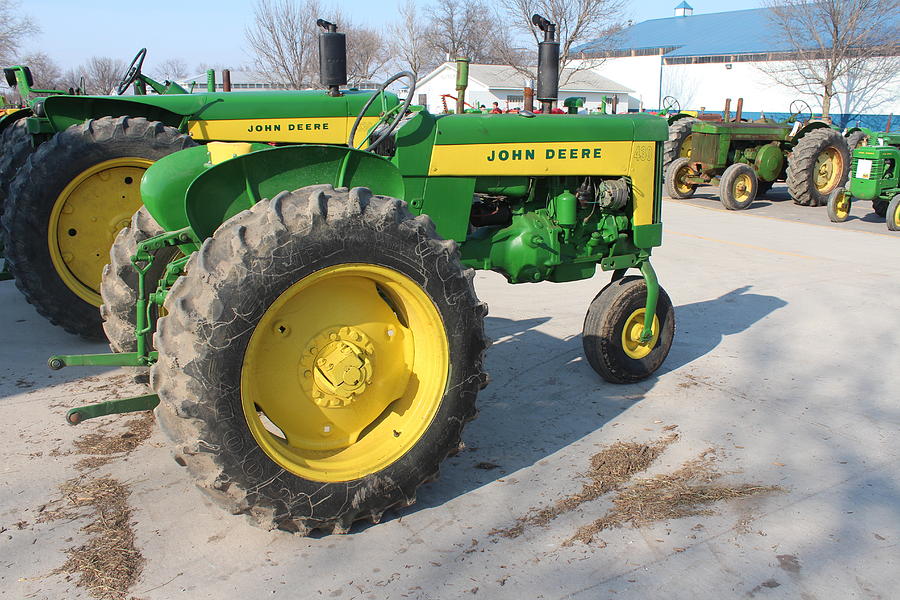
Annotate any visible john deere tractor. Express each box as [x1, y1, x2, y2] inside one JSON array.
[[0, 24, 398, 340], [49, 16, 675, 534], [665, 100, 850, 210], [827, 144, 900, 230]]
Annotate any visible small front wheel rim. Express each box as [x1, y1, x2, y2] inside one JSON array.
[[48, 158, 153, 306], [834, 191, 850, 220], [621, 309, 660, 360], [732, 173, 753, 203], [674, 164, 695, 195], [240, 263, 450, 483]]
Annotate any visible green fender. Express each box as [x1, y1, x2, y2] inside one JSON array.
[[142, 144, 406, 241], [39, 94, 212, 133]]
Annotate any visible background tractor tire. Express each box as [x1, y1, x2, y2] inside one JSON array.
[[0, 118, 32, 210], [845, 130, 869, 151], [663, 117, 699, 174], [719, 163, 758, 210], [873, 200, 888, 218], [100, 206, 181, 353], [151, 185, 489, 534], [787, 128, 850, 207], [582, 275, 675, 384], [665, 157, 698, 199], [1, 116, 195, 339], [887, 194, 900, 231]]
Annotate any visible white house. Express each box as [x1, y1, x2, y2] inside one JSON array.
[[572, 3, 900, 123], [414, 62, 634, 114]]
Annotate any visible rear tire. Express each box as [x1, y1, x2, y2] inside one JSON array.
[[0, 118, 32, 210], [787, 128, 850, 207], [582, 276, 675, 384], [845, 130, 869, 151], [151, 185, 489, 533], [100, 207, 181, 353], [887, 195, 900, 231], [663, 117, 698, 173], [756, 180, 775, 196], [1, 116, 195, 339], [873, 200, 888, 218], [719, 163, 757, 210]]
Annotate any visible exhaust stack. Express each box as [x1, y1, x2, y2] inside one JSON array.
[[532, 14, 559, 114], [317, 19, 347, 97], [455, 58, 470, 114]]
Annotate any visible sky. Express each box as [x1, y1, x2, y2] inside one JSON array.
[[23, 0, 767, 74]]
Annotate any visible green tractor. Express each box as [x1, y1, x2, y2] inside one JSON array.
[[665, 100, 850, 210], [827, 144, 900, 230], [49, 15, 675, 534], [657, 96, 699, 172], [0, 24, 399, 340]]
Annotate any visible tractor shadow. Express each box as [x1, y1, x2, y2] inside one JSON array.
[[385, 285, 787, 524]]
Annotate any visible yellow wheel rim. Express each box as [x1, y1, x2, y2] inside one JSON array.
[[814, 147, 843, 193], [894, 203, 900, 228], [674, 164, 694, 195], [679, 134, 693, 159], [834, 191, 850, 220], [240, 263, 449, 483], [732, 173, 753, 202], [621, 308, 660, 360], [48, 157, 153, 306]]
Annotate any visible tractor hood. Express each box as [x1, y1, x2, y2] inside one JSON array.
[[38, 90, 400, 141], [432, 112, 667, 144]]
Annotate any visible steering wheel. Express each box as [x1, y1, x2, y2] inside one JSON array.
[[116, 48, 147, 95], [788, 99, 812, 124], [661, 96, 680, 114], [347, 71, 416, 152]]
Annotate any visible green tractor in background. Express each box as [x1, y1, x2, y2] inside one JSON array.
[[50, 15, 676, 535], [827, 144, 900, 230], [0, 23, 399, 341], [665, 99, 850, 210], [657, 96, 699, 172]]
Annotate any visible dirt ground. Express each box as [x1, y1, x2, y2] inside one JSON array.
[[2, 187, 898, 599]]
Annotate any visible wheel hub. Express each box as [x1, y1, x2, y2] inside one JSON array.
[[302, 326, 375, 408]]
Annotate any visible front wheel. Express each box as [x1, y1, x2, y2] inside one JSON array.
[[827, 187, 851, 222], [887, 195, 900, 231], [151, 185, 489, 533], [582, 276, 675, 384], [665, 157, 698, 199], [719, 163, 757, 210]]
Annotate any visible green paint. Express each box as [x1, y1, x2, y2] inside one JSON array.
[[848, 145, 900, 202], [66, 394, 160, 425]]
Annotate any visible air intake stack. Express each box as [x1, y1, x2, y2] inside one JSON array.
[[532, 14, 559, 114], [317, 19, 347, 97]]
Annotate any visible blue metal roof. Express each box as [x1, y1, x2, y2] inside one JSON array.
[[577, 7, 793, 57], [675, 1, 693, 9]]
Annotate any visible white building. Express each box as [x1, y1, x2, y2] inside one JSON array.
[[414, 62, 634, 114], [573, 3, 900, 124]]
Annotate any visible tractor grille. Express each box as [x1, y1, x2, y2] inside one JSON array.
[[851, 156, 886, 180], [692, 132, 718, 164]]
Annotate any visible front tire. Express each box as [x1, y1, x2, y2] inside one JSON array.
[[827, 187, 851, 222], [887, 194, 900, 231], [787, 128, 850, 206], [582, 276, 675, 384], [151, 185, 489, 533], [719, 163, 757, 210], [1, 116, 195, 338], [665, 157, 698, 199]]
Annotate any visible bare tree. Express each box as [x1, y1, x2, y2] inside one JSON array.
[[346, 26, 390, 85], [496, 0, 627, 82], [245, 0, 324, 88], [153, 57, 189, 82], [389, 0, 440, 79], [82, 57, 127, 95], [424, 0, 507, 63], [0, 0, 38, 66], [760, 0, 900, 118]]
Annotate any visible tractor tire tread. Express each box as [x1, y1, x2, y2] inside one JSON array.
[[0, 118, 32, 211], [786, 127, 850, 207], [663, 117, 698, 174], [151, 185, 489, 534], [0, 116, 195, 339]]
